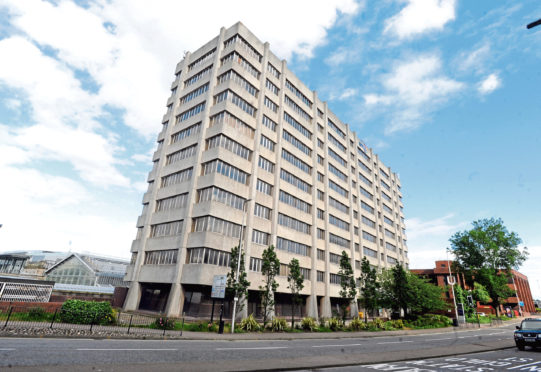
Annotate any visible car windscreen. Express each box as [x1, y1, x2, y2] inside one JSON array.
[[521, 321, 541, 330]]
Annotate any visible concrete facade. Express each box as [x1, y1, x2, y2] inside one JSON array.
[[124, 22, 408, 318]]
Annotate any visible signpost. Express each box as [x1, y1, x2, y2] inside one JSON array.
[[211, 275, 227, 334]]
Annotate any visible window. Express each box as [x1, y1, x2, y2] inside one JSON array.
[[258, 156, 275, 173], [285, 80, 313, 108], [179, 83, 209, 106], [209, 111, 254, 138], [282, 149, 311, 174], [387, 256, 398, 264], [317, 138, 324, 149], [355, 243, 360, 252], [130, 252, 137, 265], [328, 148, 347, 167], [317, 155, 324, 165], [329, 233, 350, 248], [214, 90, 256, 117], [206, 134, 251, 160], [361, 201, 374, 214], [379, 168, 390, 180], [166, 144, 197, 165], [223, 34, 262, 62], [262, 115, 277, 132], [277, 237, 311, 256], [317, 189, 324, 201], [284, 95, 312, 122], [197, 186, 245, 210], [144, 250, 178, 265], [359, 172, 373, 187], [317, 172, 324, 182], [202, 159, 249, 184], [260, 135, 275, 151], [217, 70, 258, 97], [359, 186, 373, 200], [317, 271, 325, 282], [221, 51, 260, 78], [265, 79, 279, 95], [361, 215, 376, 229], [383, 203, 393, 214], [317, 228, 325, 240], [284, 112, 312, 139], [267, 62, 280, 78], [329, 163, 347, 181], [329, 196, 349, 214], [184, 65, 213, 87], [192, 215, 242, 238], [357, 142, 370, 161], [264, 96, 278, 112], [381, 191, 392, 202], [386, 242, 397, 252], [280, 169, 311, 193], [278, 213, 311, 234], [279, 190, 311, 213], [317, 249, 325, 260], [353, 210, 358, 219], [328, 133, 346, 153], [381, 179, 391, 191], [150, 220, 183, 237], [317, 109, 324, 118], [317, 209, 324, 219], [161, 168, 193, 187], [188, 48, 216, 71], [329, 253, 341, 264], [256, 179, 273, 195], [362, 230, 376, 243], [254, 203, 271, 219], [384, 216, 394, 227], [250, 257, 262, 272], [187, 247, 231, 268], [252, 229, 270, 245], [329, 214, 349, 231], [358, 159, 371, 174], [355, 260, 361, 270], [363, 247, 377, 258], [329, 180, 348, 198], [176, 101, 206, 123], [156, 193, 189, 212], [283, 130, 312, 156], [328, 119, 346, 139]]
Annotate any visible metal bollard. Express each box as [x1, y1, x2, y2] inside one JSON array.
[[3, 307, 13, 329], [127, 314, 133, 334], [50, 309, 58, 329]]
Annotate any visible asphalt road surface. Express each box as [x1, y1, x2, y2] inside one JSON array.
[[312, 348, 541, 371], [0, 323, 521, 371]]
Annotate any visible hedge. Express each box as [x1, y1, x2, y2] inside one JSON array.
[[59, 299, 115, 325]]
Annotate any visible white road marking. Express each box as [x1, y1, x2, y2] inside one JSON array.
[[426, 337, 452, 341], [0, 348, 15, 351], [76, 348, 177, 351], [508, 361, 541, 370], [215, 346, 287, 351], [312, 344, 362, 348], [378, 341, 413, 344]]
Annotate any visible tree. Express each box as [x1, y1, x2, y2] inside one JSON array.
[[407, 273, 448, 315], [226, 245, 250, 313], [260, 245, 280, 328], [390, 263, 411, 318], [358, 257, 380, 322], [449, 218, 527, 316], [338, 251, 357, 322], [287, 258, 304, 329], [472, 282, 491, 304]]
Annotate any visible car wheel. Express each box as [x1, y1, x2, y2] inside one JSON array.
[[517, 344, 525, 351]]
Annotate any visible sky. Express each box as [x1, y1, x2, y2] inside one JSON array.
[[0, 0, 540, 299]]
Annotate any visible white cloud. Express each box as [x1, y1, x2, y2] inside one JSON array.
[[384, 0, 456, 39], [478, 73, 502, 95], [364, 55, 463, 134], [457, 43, 491, 73], [338, 88, 358, 100], [521, 246, 541, 300]]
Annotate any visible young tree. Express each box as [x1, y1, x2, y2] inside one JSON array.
[[338, 251, 357, 323], [472, 282, 491, 304], [391, 263, 411, 318], [358, 257, 380, 322], [406, 272, 448, 315], [260, 245, 280, 328], [226, 245, 250, 313], [287, 258, 304, 329], [449, 218, 528, 316]]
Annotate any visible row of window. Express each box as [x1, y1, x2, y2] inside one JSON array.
[[361, 215, 376, 229], [358, 159, 371, 174], [285, 79, 313, 108], [156, 193, 189, 212], [267, 62, 280, 79], [197, 186, 246, 210], [256, 179, 273, 195], [179, 83, 209, 106], [161, 167, 193, 187], [276, 237, 310, 257], [328, 133, 346, 153], [328, 148, 347, 167], [329, 196, 349, 214], [284, 111, 312, 140], [217, 69, 258, 97], [280, 169, 311, 193], [282, 130, 311, 156], [176, 101, 206, 123], [144, 249, 178, 265], [224, 34, 262, 62], [359, 186, 373, 200], [184, 65, 213, 87], [328, 119, 346, 139], [329, 233, 350, 248], [284, 95, 312, 122], [328, 163, 347, 182], [329, 180, 348, 198], [166, 144, 197, 165], [202, 159, 249, 185], [263, 96, 278, 112], [262, 115, 277, 132], [192, 215, 242, 239], [282, 149, 311, 174], [258, 156, 275, 173], [329, 214, 349, 231], [206, 134, 251, 160], [221, 51, 260, 79], [188, 48, 216, 71], [209, 111, 255, 139], [252, 229, 270, 245], [260, 134, 275, 151], [150, 220, 183, 238], [187, 247, 230, 268], [254, 203, 271, 219], [279, 190, 311, 214], [278, 213, 311, 234], [171, 122, 201, 144], [265, 79, 279, 95], [214, 89, 256, 117]]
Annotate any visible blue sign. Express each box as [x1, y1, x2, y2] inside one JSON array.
[[519, 301, 524, 306]]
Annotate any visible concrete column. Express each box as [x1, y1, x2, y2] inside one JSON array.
[[124, 281, 141, 311], [165, 283, 184, 317], [306, 294, 318, 318], [320, 295, 331, 318]]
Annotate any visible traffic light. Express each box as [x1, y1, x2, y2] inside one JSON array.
[[467, 295, 474, 307]]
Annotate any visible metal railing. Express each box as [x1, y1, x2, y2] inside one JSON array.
[[0, 305, 185, 337]]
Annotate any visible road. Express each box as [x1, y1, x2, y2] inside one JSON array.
[[0, 323, 521, 371], [311, 348, 541, 371]]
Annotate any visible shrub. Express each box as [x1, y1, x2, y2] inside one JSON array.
[[349, 317, 366, 331], [406, 314, 452, 329], [27, 307, 46, 320], [301, 317, 317, 332], [392, 319, 404, 329], [239, 314, 260, 332], [60, 300, 114, 325], [318, 317, 327, 328], [270, 318, 287, 332], [327, 317, 342, 331], [372, 318, 385, 329], [151, 317, 175, 330]]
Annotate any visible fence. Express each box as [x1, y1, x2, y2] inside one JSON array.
[[0, 305, 185, 337]]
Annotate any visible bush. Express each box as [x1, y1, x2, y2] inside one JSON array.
[[239, 314, 260, 332], [151, 317, 175, 330], [301, 317, 317, 332], [59, 300, 114, 325], [406, 314, 452, 329], [392, 319, 404, 329], [270, 318, 287, 332], [318, 317, 327, 328], [327, 317, 342, 331], [349, 317, 366, 331], [27, 307, 46, 320]]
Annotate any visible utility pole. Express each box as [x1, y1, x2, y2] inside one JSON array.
[[527, 18, 541, 29], [447, 251, 460, 326]]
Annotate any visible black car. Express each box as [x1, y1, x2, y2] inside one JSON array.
[[515, 318, 541, 350]]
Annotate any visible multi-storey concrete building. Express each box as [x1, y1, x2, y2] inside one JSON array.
[[124, 22, 408, 318]]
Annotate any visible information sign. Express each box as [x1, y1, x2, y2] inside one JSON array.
[[211, 275, 227, 299]]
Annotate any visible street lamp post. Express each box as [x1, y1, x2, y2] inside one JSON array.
[[447, 251, 460, 326], [527, 18, 541, 29], [231, 198, 251, 333]]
